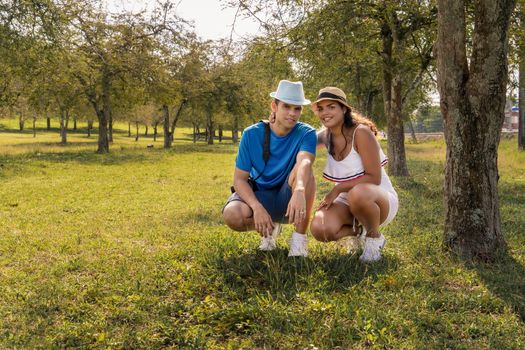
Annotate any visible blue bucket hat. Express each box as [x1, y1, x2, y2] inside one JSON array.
[[269, 80, 311, 106]]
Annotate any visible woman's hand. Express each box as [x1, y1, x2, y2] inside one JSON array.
[[317, 187, 340, 210]]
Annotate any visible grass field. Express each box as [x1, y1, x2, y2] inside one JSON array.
[[1, 119, 524, 349]]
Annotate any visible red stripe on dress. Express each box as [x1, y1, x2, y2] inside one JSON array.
[[323, 173, 365, 183]]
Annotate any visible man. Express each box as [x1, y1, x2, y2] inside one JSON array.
[[222, 80, 316, 256]]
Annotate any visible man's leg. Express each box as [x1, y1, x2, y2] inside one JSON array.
[[223, 193, 282, 251], [222, 197, 255, 232]]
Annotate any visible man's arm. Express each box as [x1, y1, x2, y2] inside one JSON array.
[[233, 167, 275, 236], [317, 128, 327, 148], [286, 150, 315, 226]]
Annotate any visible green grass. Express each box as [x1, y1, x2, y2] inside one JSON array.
[[0, 119, 524, 349]]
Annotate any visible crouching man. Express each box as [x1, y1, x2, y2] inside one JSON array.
[[222, 80, 316, 256]]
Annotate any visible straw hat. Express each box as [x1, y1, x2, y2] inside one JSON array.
[[311, 87, 351, 110]]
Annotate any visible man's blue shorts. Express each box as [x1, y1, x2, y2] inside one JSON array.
[[223, 180, 292, 223]]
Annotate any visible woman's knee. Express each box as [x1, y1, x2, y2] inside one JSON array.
[[348, 184, 372, 208], [310, 213, 337, 242]]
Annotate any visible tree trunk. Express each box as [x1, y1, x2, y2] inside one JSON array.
[[518, 39, 525, 151], [60, 109, 68, 144], [232, 115, 239, 144], [73, 116, 77, 130], [135, 122, 139, 141], [193, 124, 197, 143], [218, 125, 223, 142], [97, 70, 111, 153], [144, 125, 148, 136], [386, 75, 409, 175], [153, 122, 158, 142], [93, 70, 111, 153], [364, 90, 378, 119], [206, 108, 214, 145], [407, 118, 418, 143], [381, 19, 409, 177], [87, 119, 93, 138], [128, 122, 131, 137], [108, 110, 113, 143], [33, 117, 36, 138], [97, 109, 109, 153], [19, 115, 24, 131], [436, 0, 514, 260], [170, 99, 187, 144], [46, 116, 51, 130], [163, 104, 171, 148]]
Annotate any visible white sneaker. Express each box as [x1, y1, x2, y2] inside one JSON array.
[[359, 234, 386, 263], [288, 232, 308, 257], [258, 223, 282, 251]]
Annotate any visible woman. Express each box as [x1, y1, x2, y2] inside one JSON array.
[[310, 87, 398, 262]]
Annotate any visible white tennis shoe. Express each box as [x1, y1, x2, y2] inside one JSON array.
[[359, 234, 386, 263], [288, 232, 308, 257], [258, 223, 282, 251]]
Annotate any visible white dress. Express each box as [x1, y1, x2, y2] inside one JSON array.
[[322, 126, 399, 225]]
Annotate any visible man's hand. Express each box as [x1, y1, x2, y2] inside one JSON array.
[[286, 187, 307, 226], [252, 203, 275, 237]]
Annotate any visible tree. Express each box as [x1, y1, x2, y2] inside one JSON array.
[[516, 0, 525, 149], [436, 0, 516, 260], [234, 0, 437, 176], [69, 1, 185, 153], [518, 43, 525, 151]]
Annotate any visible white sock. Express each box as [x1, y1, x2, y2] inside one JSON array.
[[291, 232, 307, 241]]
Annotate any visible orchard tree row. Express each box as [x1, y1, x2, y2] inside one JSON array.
[[0, 0, 294, 151]]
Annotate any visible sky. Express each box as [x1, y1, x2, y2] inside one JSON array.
[[105, 0, 261, 41]]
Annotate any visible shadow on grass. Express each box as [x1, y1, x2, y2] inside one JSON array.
[[473, 252, 525, 321], [0, 141, 237, 166], [0, 148, 152, 166], [205, 246, 399, 300], [6, 140, 99, 148], [0, 125, 110, 137]]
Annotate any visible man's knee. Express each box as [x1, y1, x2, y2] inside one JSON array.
[[223, 205, 248, 231]]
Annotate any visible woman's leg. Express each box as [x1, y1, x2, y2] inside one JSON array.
[[310, 202, 358, 242], [347, 184, 390, 238]]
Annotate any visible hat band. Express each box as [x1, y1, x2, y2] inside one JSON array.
[[316, 92, 347, 103]]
